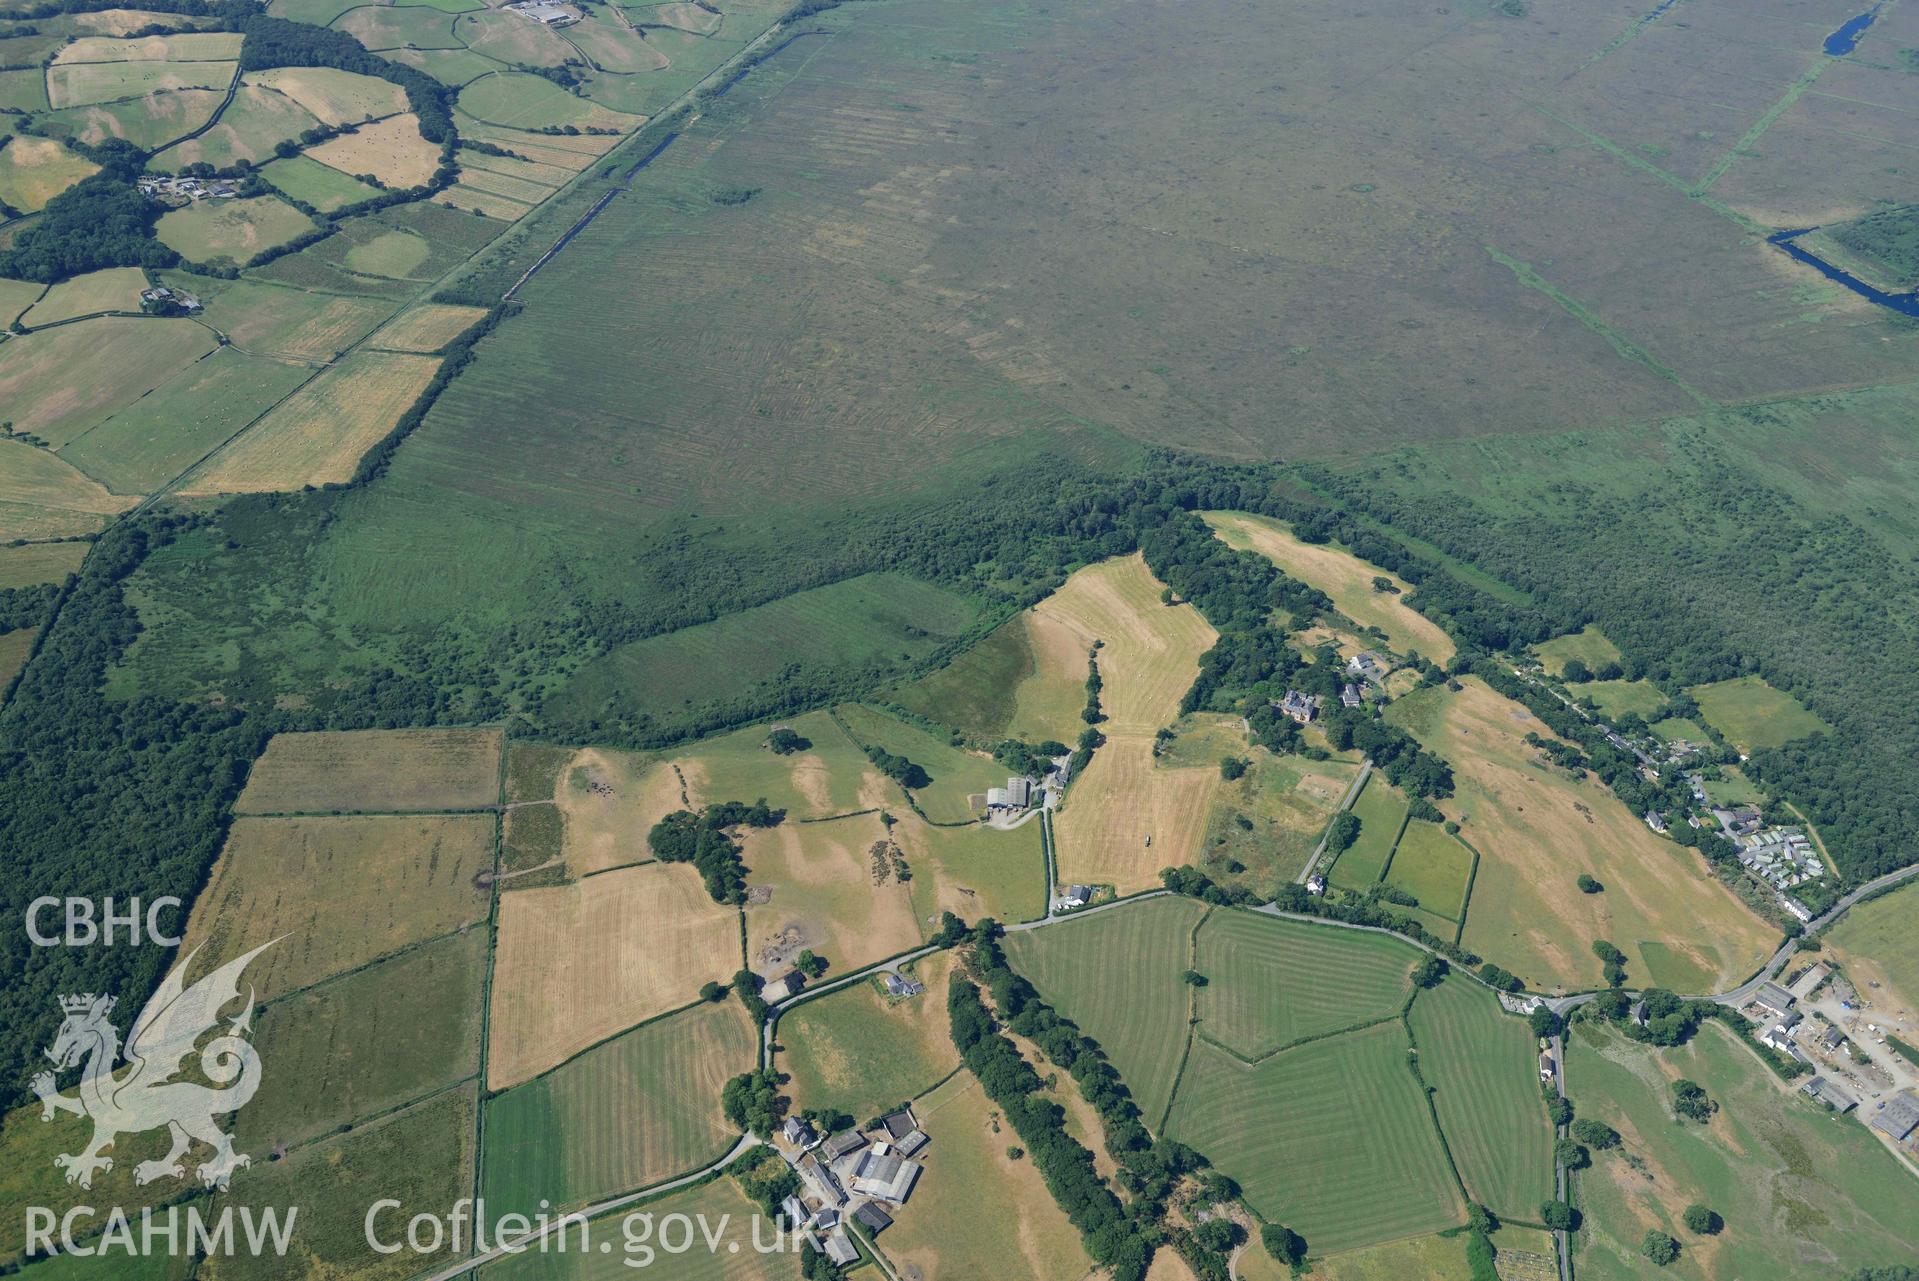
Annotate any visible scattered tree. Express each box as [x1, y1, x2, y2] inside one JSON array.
[[1554, 1138, 1590, 1170], [1182, 970, 1209, 987], [1412, 954, 1448, 988], [1640, 1231, 1680, 1266], [1261, 1223, 1306, 1267], [765, 727, 810, 754], [1539, 1200, 1580, 1232], [1681, 1204, 1722, 1235], [1671, 1078, 1716, 1123], [1577, 873, 1603, 894], [1220, 755, 1250, 781]]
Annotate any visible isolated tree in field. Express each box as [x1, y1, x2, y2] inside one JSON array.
[[795, 949, 827, 979], [765, 727, 810, 754], [1412, 954, 1448, 988], [1540, 1200, 1580, 1232], [1220, 755, 1249, 781], [1182, 970, 1209, 987], [1571, 1118, 1620, 1150], [1371, 575, 1398, 594], [1682, 1204, 1722, 1235], [1640, 1231, 1680, 1266], [1261, 1223, 1306, 1267], [1577, 873, 1603, 893], [699, 980, 726, 1002], [1671, 1078, 1715, 1123], [1562, 658, 1592, 683]]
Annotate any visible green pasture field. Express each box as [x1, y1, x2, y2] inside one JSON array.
[[59, 348, 311, 494], [19, 265, 146, 326], [1687, 675, 1829, 752], [672, 709, 874, 817], [546, 574, 984, 739], [1533, 625, 1620, 676], [1329, 774, 1407, 889], [1652, 717, 1711, 744], [262, 154, 384, 212], [775, 953, 958, 1120], [202, 1086, 476, 1281], [14, 1252, 192, 1281], [40, 88, 226, 150], [0, 68, 46, 112], [457, 71, 639, 130], [387, 45, 499, 87], [1195, 908, 1416, 1060], [1383, 820, 1472, 921], [1004, 895, 1208, 1127], [1167, 1023, 1464, 1256], [265, 0, 362, 23], [902, 813, 1045, 927], [1578, 678, 1668, 720], [334, 3, 463, 51], [0, 541, 87, 589], [479, 1179, 800, 1281], [160, 275, 397, 361], [0, 277, 42, 326], [1569, 1021, 1919, 1280], [155, 194, 318, 266], [237, 927, 485, 1150], [482, 1000, 757, 1218], [0, 316, 216, 447], [1407, 976, 1551, 1222], [45, 58, 234, 109], [887, 608, 1087, 744], [834, 702, 1002, 823], [1700, 766, 1765, 807]]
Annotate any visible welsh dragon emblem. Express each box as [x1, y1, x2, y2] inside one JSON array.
[[31, 941, 274, 1191]]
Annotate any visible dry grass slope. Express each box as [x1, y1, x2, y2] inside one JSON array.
[[179, 813, 494, 999], [488, 861, 741, 1087], [1043, 554, 1220, 893], [185, 351, 441, 493], [237, 727, 503, 812]]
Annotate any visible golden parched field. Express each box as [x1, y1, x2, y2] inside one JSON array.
[[0, 439, 138, 542], [0, 136, 98, 212], [874, 1070, 1094, 1281], [742, 810, 921, 975], [52, 32, 243, 63], [304, 113, 443, 188], [236, 726, 503, 813], [185, 350, 441, 493], [1042, 553, 1221, 893], [1203, 510, 1457, 665], [243, 66, 408, 125], [179, 813, 495, 1000], [370, 302, 489, 353], [552, 745, 684, 876], [1388, 678, 1774, 994], [487, 861, 741, 1088]]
